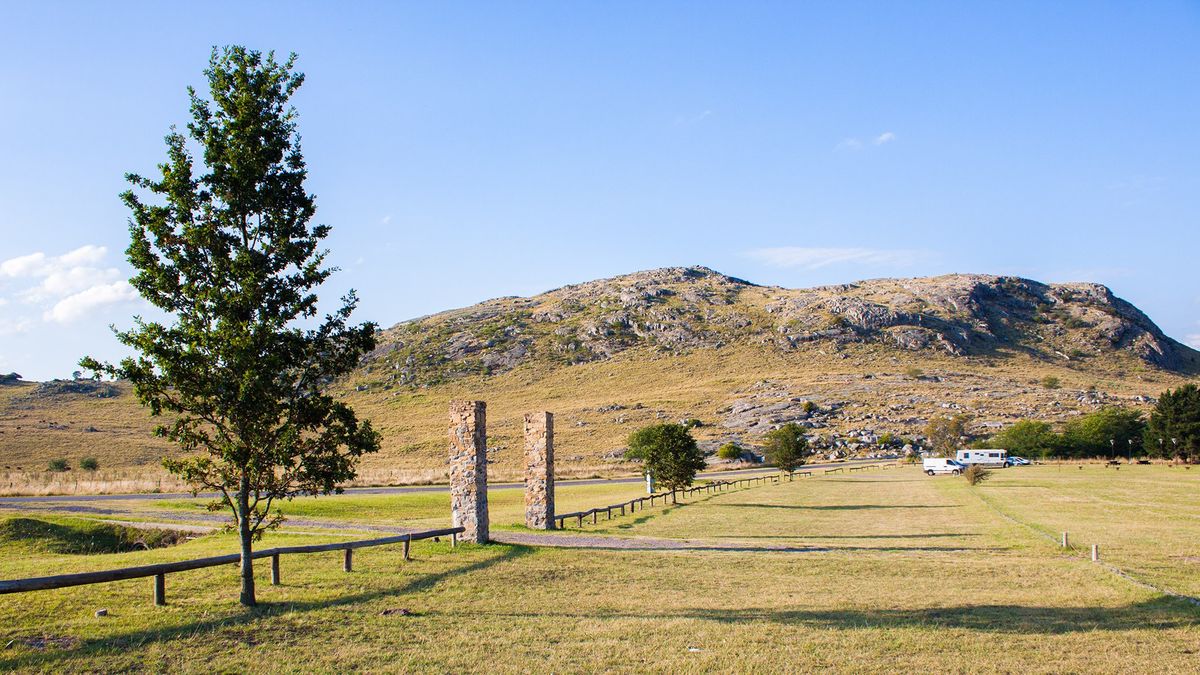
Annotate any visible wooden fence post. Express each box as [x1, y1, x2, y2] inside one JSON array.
[[403, 539, 411, 562], [271, 554, 280, 585], [1091, 544, 1100, 562], [343, 549, 353, 572], [153, 573, 165, 606], [1061, 532, 1069, 548]]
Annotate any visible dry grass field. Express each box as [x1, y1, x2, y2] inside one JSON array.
[[1, 464, 1196, 672]]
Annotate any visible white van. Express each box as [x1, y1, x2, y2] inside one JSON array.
[[923, 458, 966, 476], [956, 449, 1009, 467]]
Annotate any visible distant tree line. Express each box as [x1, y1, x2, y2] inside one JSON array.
[[977, 384, 1200, 462]]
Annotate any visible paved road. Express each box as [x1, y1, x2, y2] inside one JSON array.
[[0, 460, 881, 504]]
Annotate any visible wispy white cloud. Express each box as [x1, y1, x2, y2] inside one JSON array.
[[43, 282, 138, 324], [0, 245, 137, 324], [673, 109, 714, 127], [744, 246, 926, 270], [1187, 335, 1200, 349], [837, 131, 896, 151]]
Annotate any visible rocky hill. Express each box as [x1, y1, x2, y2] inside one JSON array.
[[3, 267, 1196, 483], [365, 267, 1196, 385]]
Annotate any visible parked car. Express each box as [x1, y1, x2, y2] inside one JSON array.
[[1009, 456, 1031, 466], [956, 449, 1010, 468], [923, 458, 966, 476]]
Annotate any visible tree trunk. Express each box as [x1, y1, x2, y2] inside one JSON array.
[[237, 473, 256, 607]]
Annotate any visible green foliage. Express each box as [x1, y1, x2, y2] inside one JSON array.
[[801, 400, 818, 414], [682, 418, 704, 429], [1145, 384, 1200, 461], [1041, 376, 1061, 390], [46, 458, 70, 472], [80, 46, 379, 607], [626, 423, 706, 491], [79, 457, 100, 472], [1061, 407, 1145, 458], [964, 464, 991, 486], [878, 432, 896, 447], [924, 414, 970, 457], [716, 442, 743, 460], [989, 420, 1060, 459], [762, 423, 809, 473]]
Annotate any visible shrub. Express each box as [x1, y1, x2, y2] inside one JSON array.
[[801, 401, 818, 414], [682, 418, 703, 429], [716, 442, 742, 461], [1041, 376, 1061, 390], [964, 464, 991, 486], [79, 457, 100, 471], [47, 459, 71, 472]]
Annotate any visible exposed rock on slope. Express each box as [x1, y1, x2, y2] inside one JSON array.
[[365, 267, 1197, 386]]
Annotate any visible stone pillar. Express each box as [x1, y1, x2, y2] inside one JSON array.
[[449, 400, 488, 544], [524, 412, 555, 529]]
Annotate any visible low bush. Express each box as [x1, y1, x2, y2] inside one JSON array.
[[79, 457, 100, 471], [716, 442, 742, 460], [964, 464, 992, 486], [47, 459, 70, 472]]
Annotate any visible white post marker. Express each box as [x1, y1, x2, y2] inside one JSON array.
[[646, 471, 654, 495]]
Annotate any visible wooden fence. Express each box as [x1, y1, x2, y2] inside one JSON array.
[[0, 526, 464, 606], [553, 463, 894, 529], [555, 473, 799, 529]]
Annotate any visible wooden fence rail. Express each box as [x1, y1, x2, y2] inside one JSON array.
[[0, 526, 464, 605], [554, 472, 802, 530]]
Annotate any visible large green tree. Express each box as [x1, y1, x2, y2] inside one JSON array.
[[1145, 384, 1200, 461], [988, 420, 1062, 459], [1061, 407, 1145, 459], [82, 47, 380, 607], [625, 423, 706, 493], [762, 423, 809, 473]]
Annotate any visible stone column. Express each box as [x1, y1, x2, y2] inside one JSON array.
[[524, 412, 555, 529], [449, 400, 488, 544]]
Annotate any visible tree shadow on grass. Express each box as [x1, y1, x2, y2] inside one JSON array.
[[719, 503, 959, 510], [483, 596, 1198, 634], [0, 543, 535, 671], [706, 533, 980, 540]]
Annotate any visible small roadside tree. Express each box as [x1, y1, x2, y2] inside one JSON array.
[[1145, 384, 1200, 462], [762, 423, 808, 473], [81, 47, 380, 607], [625, 423, 706, 493], [924, 414, 970, 457]]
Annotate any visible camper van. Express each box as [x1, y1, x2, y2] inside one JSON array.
[[922, 458, 966, 476], [955, 449, 1010, 467]]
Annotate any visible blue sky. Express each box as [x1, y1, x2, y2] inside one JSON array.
[[1, 2, 1198, 380]]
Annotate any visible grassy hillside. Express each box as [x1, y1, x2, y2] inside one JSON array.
[[2, 267, 1196, 485]]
